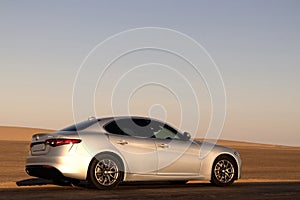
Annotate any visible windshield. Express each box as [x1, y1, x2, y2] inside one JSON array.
[[61, 119, 99, 131]]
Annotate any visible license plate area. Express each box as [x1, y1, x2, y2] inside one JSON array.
[[31, 143, 46, 152]]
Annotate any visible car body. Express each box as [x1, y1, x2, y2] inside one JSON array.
[[26, 116, 241, 189]]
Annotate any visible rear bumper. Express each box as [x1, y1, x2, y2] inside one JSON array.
[[26, 154, 92, 180], [26, 165, 64, 180]]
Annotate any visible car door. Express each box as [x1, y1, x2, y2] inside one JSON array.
[[151, 122, 201, 176], [105, 119, 158, 175]]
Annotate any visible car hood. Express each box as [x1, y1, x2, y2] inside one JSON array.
[[193, 140, 236, 154]]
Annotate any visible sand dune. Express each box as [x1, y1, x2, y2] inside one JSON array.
[[0, 126, 299, 188], [0, 126, 54, 141], [0, 126, 295, 148]]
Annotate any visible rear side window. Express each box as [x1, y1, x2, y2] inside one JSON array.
[[104, 121, 128, 136], [104, 118, 154, 138]]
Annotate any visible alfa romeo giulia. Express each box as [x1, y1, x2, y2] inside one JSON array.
[[26, 116, 241, 189]]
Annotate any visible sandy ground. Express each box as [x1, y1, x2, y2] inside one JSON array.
[[0, 126, 53, 141], [207, 139, 300, 180], [1, 182, 299, 200], [0, 126, 299, 188]]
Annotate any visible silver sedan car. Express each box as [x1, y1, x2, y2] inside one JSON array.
[[26, 116, 241, 189]]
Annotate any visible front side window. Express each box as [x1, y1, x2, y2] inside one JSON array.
[[153, 125, 180, 140], [149, 122, 183, 140]]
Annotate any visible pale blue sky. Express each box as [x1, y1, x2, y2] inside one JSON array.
[[0, 0, 299, 146]]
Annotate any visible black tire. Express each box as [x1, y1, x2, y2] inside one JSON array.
[[211, 155, 237, 186], [88, 154, 123, 189]]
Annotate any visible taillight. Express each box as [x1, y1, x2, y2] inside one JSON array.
[[45, 139, 81, 147]]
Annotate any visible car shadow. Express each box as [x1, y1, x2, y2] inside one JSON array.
[[16, 178, 229, 190]]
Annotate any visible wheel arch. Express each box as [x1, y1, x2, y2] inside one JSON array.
[[211, 153, 239, 180], [87, 151, 127, 181]]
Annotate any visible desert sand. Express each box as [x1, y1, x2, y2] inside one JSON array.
[[0, 126, 299, 188], [0, 126, 53, 141]]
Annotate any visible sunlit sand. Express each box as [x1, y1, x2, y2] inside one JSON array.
[[0, 126, 299, 188]]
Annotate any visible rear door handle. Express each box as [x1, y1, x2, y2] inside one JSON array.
[[117, 140, 128, 145], [158, 143, 169, 148]]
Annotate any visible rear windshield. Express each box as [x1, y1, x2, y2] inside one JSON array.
[[61, 119, 99, 131]]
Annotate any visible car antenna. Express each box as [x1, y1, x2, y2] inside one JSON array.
[[88, 116, 96, 121]]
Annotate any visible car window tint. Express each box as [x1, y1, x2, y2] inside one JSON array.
[[104, 121, 128, 136], [153, 125, 180, 140], [104, 118, 155, 138]]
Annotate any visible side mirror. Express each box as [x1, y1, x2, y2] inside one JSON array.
[[183, 132, 191, 140]]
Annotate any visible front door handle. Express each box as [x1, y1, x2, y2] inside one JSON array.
[[158, 143, 169, 148], [117, 140, 128, 145]]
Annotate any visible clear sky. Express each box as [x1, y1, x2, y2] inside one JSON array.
[[0, 0, 299, 146]]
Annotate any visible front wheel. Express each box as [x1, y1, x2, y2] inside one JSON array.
[[88, 154, 123, 189], [211, 155, 237, 186]]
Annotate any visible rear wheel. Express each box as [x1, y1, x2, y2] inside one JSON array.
[[88, 154, 123, 189], [211, 155, 237, 186]]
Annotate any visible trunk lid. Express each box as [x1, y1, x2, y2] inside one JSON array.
[[29, 131, 81, 156], [30, 133, 55, 155]]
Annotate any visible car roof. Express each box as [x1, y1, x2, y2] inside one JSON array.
[[96, 116, 152, 121]]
